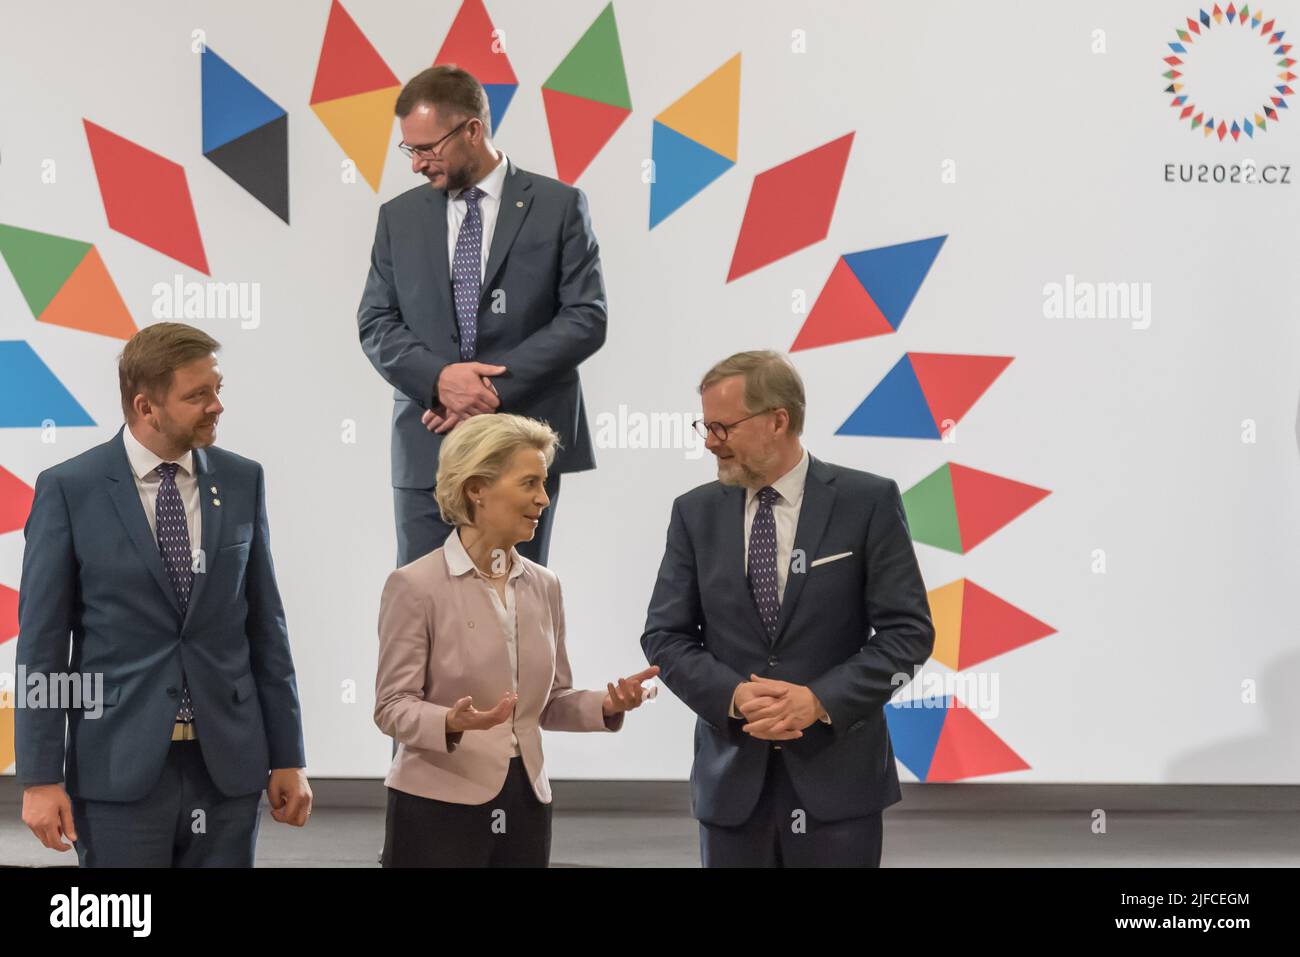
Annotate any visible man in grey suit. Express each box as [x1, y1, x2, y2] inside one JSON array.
[[641, 351, 934, 867], [358, 65, 607, 567], [16, 322, 311, 867]]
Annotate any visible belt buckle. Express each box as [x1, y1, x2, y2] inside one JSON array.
[[171, 722, 197, 742]]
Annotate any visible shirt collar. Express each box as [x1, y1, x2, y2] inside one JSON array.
[[444, 526, 524, 581], [450, 151, 508, 203], [122, 425, 194, 482], [745, 448, 810, 509]]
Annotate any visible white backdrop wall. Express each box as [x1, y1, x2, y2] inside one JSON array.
[[2, 0, 1298, 782]]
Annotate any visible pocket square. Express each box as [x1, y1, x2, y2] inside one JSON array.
[[810, 551, 852, 568]]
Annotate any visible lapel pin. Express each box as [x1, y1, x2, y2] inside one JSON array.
[[210, 486, 218, 494], [515, 200, 524, 207], [213, 498, 221, 507]]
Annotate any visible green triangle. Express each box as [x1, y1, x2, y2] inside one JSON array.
[[902, 464, 963, 553], [543, 3, 631, 110], [0, 224, 93, 317]]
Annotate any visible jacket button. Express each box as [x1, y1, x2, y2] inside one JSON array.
[[767, 657, 778, 667], [468, 620, 475, 629], [166, 688, 178, 697]]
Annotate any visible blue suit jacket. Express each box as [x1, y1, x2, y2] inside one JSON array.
[[641, 455, 934, 826], [357, 158, 607, 489], [14, 429, 306, 801]]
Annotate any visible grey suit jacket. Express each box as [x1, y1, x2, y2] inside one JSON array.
[[357, 158, 607, 489]]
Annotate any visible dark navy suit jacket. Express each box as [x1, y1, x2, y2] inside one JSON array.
[[641, 455, 934, 826], [14, 429, 306, 801], [357, 157, 607, 489]]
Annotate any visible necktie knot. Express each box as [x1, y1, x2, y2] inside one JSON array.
[[156, 463, 180, 481], [462, 186, 484, 207], [758, 486, 779, 507]]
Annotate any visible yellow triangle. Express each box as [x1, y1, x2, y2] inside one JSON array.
[[928, 578, 965, 670], [655, 54, 741, 162], [311, 85, 401, 192]]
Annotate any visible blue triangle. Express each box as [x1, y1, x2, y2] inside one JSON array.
[[202, 47, 286, 154], [484, 83, 517, 135], [836, 355, 940, 439], [842, 236, 947, 330], [649, 122, 734, 229], [886, 695, 951, 782], [0, 341, 95, 427]]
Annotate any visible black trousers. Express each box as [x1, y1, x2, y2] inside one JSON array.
[[71, 740, 261, 868], [381, 756, 552, 867], [392, 471, 561, 567], [699, 748, 883, 867]]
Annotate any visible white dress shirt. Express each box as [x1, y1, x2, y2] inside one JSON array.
[[742, 448, 810, 602], [122, 426, 201, 562], [446, 151, 509, 282], [443, 526, 524, 757]]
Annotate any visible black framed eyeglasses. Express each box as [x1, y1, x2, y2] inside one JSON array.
[[398, 118, 471, 159], [691, 409, 776, 442]]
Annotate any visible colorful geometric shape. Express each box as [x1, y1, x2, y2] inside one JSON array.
[[434, 0, 518, 133], [0, 466, 35, 535], [0, 584, 15, 645], [541, 3, 631, 183], [0, 691, 13, 774], [0, 225, 136, 340], [887, 694, 1030, 782], [793, 235, 948, 350], [727, 133, 854, 282], [928, 578, 1055, 670], [0, 341, 95, 428], [650, 54, 740, 227], [837, 353, 1013, 439], [902, 463, 1049, 554], [202, 47, 290, 223], [310, 0, 401, 192], [83, 120, 209, 274]]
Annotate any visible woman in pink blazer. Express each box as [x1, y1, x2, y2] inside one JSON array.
[[374, 413, 656, 867]]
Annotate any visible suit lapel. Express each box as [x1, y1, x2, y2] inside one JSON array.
[[773, 456, 836, 647], [184, 448, 221, 628], [480, 159, 533, 302], [422, 187, 454, 323], [106, 430, 181, 618]]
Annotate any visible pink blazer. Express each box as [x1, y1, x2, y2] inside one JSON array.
[[374, 544, 622, 805]]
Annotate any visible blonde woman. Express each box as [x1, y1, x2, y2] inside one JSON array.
[[374, 413, 656, 866]]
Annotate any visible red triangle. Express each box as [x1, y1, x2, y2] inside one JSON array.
[[957, 580, 1055, 668], [909, 353, 1013, 432], [542, 87, 630, 184], [791, 258, 893, 351], [435, 0, 517, 83], [0, 467, 35, 537], [925, 699, 1030, 781], [948, 463, 1050, 552], [310, 0, 400, 105], [0, 584, 17, 645]]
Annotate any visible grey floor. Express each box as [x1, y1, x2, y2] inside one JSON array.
[[3, 805, 1299, 867]]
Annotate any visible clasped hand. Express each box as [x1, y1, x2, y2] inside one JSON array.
[[736, 674, 824, 741], [421, 362, 505, 434]]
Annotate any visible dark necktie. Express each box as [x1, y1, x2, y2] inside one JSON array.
[[747, 486, 781, 639], [156, 463, 194, 723], [452, 185, 485, 360]]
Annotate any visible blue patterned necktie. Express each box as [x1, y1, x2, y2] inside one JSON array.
[[747, 486, 781, 639], [452, 185, 485, 361], [155, 463, 194, 723]]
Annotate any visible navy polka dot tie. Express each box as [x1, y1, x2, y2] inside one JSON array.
[[156, 463, 194, 723], [452, 186, 485, 361], [748, 486, 781, 639]]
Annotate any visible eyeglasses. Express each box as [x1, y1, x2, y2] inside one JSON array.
[[398, 118, 472, 159], [691, 409, 776, 442]]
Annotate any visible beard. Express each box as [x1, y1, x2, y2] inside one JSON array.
[[716, 452, 772, 488]]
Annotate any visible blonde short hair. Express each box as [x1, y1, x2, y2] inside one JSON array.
[[698, 350, 806, 435], [435, 414, 559, 527]]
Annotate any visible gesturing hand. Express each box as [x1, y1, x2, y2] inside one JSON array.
[[445, 691, 517, 732], [602, 666, 660, 715]]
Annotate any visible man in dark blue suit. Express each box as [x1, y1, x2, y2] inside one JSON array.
[[358, 65, 606, 568], [16, 322, 311, 867], [641, 350, 934, 867]]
